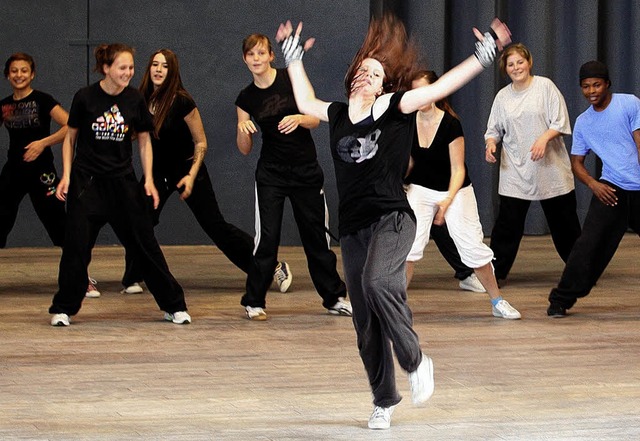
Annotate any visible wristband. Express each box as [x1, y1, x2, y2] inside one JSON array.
[[474, 32, 498, 68]]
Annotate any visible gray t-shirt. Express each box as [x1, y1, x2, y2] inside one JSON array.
[[485, 75, 574, 200]]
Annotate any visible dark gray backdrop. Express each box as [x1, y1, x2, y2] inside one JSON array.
[[1, 0, 639, 248]]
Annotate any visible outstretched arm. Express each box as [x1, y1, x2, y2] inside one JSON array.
[[276, 20, 331, 122], [399, 18, 512, 114]]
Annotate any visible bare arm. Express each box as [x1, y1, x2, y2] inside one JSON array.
[[485, 136, 499, 163], [138, 131, 160, 209], [434, 136, 466, 225], [55, 126, 77, 201], [530, 128, 562, 161], [23, 104, 69, 162], [177, 108, 207, 200], [571, 154, 617, 206], [236, 106, 255, 155], [278, 113, 320, 134], [399, 18, 512, 114], [285, 61, 331, 122]]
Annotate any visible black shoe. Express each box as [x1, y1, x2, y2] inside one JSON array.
[[547, 303, 567, 318]]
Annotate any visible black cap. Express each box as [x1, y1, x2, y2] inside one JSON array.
[[579, 60, 610, 84]]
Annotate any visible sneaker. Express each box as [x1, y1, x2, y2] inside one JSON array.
[[327, 297, 352, 316], [368, 405, 396, 430], [547, 303, 567, 318], [85, 278, 101, 298], [408, 353, 435, 405], [164, 311, 191, 324], [51, 313, 70, 327], [245, 306, 267, 321], [492, 299, 522, 320], [273, 261, 292, 293], [121, 282, 144, 294], [459, 273, 486, 293]]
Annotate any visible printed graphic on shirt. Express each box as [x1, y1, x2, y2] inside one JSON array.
[[1, 100, 41, 129], [92, 105, 128, 141], [256, 94, 289, 120], [336, 129, 381, 163]]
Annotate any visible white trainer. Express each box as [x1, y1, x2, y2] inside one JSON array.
[[273, 261, 292, 293], [492, 299, 521, 320], [368, 405, 396, 430], [164, 311, 191, 324], [85, 278, 101, 298], [51, 313, 70, 327], [121, 282, 144, 294], [245, 306, 267, 321], [327, 297, 352, 316], [458, 273, 486, 293], [408, 353, 435, 405]]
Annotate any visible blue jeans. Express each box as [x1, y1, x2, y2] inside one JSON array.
[[340, 211, 422, 407]]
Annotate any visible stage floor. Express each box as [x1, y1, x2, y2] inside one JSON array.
[[1, 235, 639, 440]]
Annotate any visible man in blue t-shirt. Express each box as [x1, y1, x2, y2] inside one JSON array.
[[547, 61, 640, 317]]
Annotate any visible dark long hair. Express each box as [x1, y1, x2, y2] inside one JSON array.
[[412, 70, 459, 119], [343, 12, 418, 97], [139, 48, 192, 137]]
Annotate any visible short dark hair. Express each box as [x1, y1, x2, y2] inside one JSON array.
[[4, 52, 35, 77]]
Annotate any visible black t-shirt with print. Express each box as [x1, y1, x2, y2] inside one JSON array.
[[151, 92, 196, 174], [235, 68, 317, 166], [68, 82, 154, 177], [328, 92, 414, 237], [405, 111, 471, 191], [0, 89, 58, 164]]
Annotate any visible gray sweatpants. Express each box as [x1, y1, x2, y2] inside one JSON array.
[[340, 211, 423, 407]]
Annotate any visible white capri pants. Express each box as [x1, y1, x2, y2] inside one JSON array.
[[406, 183, 494, 268]]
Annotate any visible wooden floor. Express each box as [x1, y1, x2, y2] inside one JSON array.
[[1, 235, 639, 441]]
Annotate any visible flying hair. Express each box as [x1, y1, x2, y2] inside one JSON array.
[[343, 12, 419, 97]]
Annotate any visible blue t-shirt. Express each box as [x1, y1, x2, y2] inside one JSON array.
[[572, 93, 640, 190]]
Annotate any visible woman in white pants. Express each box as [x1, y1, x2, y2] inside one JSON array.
[[405, 70, 520, 320]]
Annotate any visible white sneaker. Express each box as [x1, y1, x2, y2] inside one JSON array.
[[368, 405, 396, 430], [459, 273, 486, 293], [492, 299, 521, 320], [408, 353, 434, 405], [164, 311, 191, 324], [85, 278, 101, 298], [245, 306, 267, 321], [327, 297, 352, 316], [51, 313, 70, 327], [121, 282, 144, 294], [273, 261, 292, 293]]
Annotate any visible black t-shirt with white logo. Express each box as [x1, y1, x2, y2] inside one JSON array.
[[328, 92, 414, 237], [68, 82, 153, 177]]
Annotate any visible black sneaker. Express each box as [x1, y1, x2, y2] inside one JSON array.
[[547, 303, 567, 318]]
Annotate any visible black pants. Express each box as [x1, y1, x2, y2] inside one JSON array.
[[241, 183, 346, 309], [430, 223, 474, 280], [49, 170, 186, 316], [490, 191, 581, 280], [341, 212, 421, 408], [549, 183, 640, 309], [0, 159, 66, 248], [122, 164, 253, 285]]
